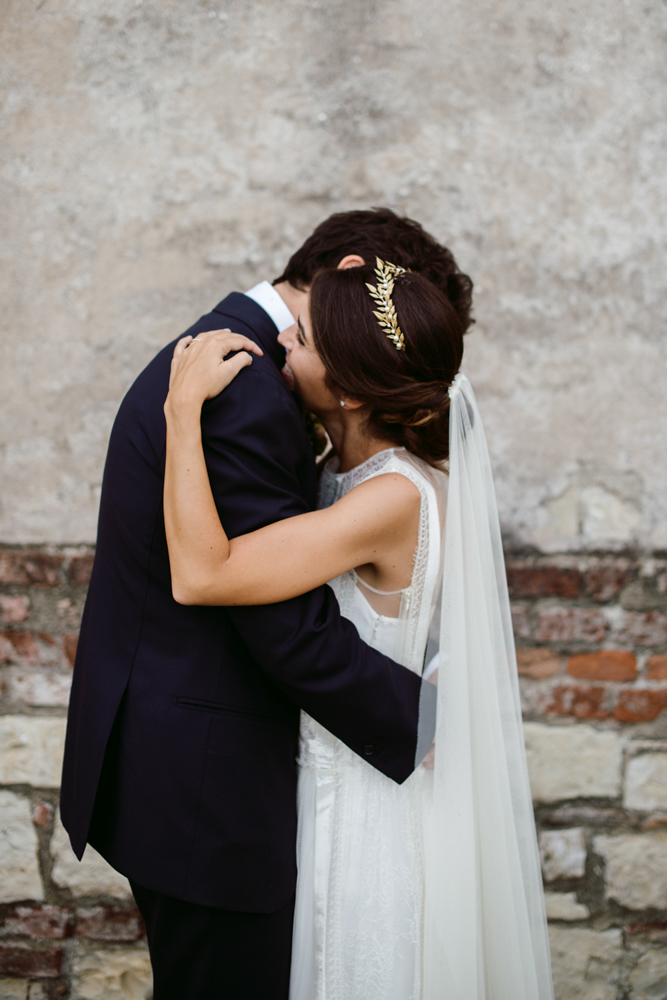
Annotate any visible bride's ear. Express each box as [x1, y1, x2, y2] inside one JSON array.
[[337, 254, 365, 270], [339, 394, 365, 411]]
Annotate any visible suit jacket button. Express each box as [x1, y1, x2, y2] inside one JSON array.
[[363, 744, 375, 756]]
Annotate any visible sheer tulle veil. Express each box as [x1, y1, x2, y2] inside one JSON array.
[[421, 373, 554, 999]]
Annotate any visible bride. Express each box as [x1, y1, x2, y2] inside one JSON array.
[[162, 260, 554, 1000]]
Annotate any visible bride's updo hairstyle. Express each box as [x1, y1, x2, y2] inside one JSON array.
[[309, 264, 465, 467]]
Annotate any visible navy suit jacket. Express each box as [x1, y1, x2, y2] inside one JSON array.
[[60, 292, 426, 913]]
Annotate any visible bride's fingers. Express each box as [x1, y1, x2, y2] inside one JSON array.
[[185, 330, 263, 358], [172, 335, 193, 360], [217, 333, 263, 358]]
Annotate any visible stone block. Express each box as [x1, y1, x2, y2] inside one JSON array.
[[523, 723, 622, 802], [0, 791, 44, 903], [535, 607, 606, 644], [549, 926, 621, 1000], [0, 945, 61, 978], [1, 905, 70, 940], [50, 812, 131, 900], [0, 551, 64, 588], [0, 717, 66, 787], [625, 753, 667, 812], [647, 656, 667, 681], [0, 981, 46, 999], [595, 832, 667, 909], [516, 647, 562, 679], [629, 949, 667, 1000], [507, 564, 580, 599], [567, 650, 637, 682], [5, 667, 73, 708], [0, 596, 30, 624], [75, 908, 145, 942], [545, 685, 610, 720], [544, 892, 590, 920], [71, 946, 152, 1000], [539, 828, 586, 881], [615, 690, 667, 724]]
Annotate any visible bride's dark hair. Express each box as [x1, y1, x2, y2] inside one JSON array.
[[309, 265, 465, 467]]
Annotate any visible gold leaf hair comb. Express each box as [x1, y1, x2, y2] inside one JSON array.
[[366, 257, 410, 351]]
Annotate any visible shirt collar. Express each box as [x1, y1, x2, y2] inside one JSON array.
[[244, 281, 295, 334]]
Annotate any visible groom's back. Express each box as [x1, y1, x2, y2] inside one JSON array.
[[60, 295, 315, 911]]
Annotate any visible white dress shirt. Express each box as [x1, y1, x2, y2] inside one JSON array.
[[244, 281, 295, 333]]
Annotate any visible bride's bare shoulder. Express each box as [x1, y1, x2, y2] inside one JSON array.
[[342, 470, 421, 522]]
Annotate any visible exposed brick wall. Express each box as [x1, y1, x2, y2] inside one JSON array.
[[2, 545, 667, 998]]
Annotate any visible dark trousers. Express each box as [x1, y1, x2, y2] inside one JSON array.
[[131, 881, 295, 1000]]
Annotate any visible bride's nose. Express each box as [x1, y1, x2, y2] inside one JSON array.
[[278, 324, 296, 352]]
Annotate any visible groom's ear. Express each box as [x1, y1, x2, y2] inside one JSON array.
[[337, 254, 365, 270]]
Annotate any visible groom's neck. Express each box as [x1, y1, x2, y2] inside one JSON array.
[[273, 281, 308, 325]]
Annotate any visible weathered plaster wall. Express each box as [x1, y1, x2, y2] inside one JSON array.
[[1, 0, 666, 545]]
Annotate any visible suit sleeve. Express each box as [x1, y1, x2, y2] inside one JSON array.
[[201, 360, 429, 784]]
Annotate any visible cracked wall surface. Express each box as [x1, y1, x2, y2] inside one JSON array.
[[1, 0, 666, 547]]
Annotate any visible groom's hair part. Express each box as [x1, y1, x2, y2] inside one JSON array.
[[273, 208, 474, 334], [309, 264, 465, 468]]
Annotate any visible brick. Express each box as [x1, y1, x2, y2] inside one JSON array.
[[548, 926, 621, 1000], [609, 610, 667, 646], [567, 650, 637, 682], [0, 717, 67, 787], [507, 565, 580, 599], [630, 950, 667, 1000], [2, 905, 70, 940], [0, 551, 64, 588], [544, 892, 589, 920], [0, 596, 30, 625], [0, 791, 44, 904], [646, 655, 667, 681], [67, 554, 94, 586], [31, 802, 53, 827], [516, 647, 562, 679], [75, 907, 144, 942], [50, 812, 131, 899], [595, 832, 667, 910], [523, 723, 622, 802], [71, 946, 152, 999], [539, 827, 586, 881], [584, 566, 634, 602], [62, 634, 78, 668], [511, 604, 531, 639], [0, 632, 65, 669], [624, 753, 667, 811], [0, 945, 62, 978], [535, 607, 606, 644], [615, 690, 667, 724], [545, 685, 610, 720]]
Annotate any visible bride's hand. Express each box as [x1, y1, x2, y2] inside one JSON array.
[[165, 329, 263, 418]]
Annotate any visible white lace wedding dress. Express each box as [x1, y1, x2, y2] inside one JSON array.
[[289, 447, 445, 1000]]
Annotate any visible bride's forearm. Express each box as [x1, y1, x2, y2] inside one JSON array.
[[164, 404, 231, 604]]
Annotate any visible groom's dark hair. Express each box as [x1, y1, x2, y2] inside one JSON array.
[[273, 207, 474, 332]]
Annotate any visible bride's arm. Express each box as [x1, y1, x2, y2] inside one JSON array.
[[164, 333, 419, 607]]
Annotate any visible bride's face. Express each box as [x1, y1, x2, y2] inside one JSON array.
[[278, 301, 339, 414]]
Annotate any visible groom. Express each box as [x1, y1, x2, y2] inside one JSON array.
[[60, 208, 472, 999]]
